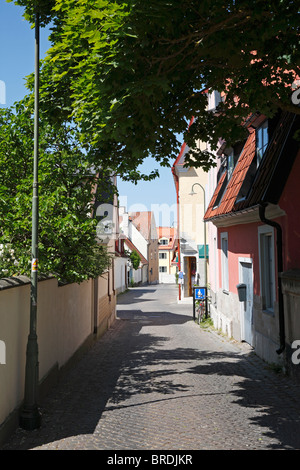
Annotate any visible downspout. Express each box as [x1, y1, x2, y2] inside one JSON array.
[[259, 203, 285, 354], [172, 166, 181, 300]]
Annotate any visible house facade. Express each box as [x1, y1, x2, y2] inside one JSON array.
[[114, 235, 129, 294], [204, 109, 300, 374], [124, 237, 148, 286], [172, 135, 209, 299], [128, 211, 159, 285], [119, 206, 148, 286], [157, 227, 178, 283]]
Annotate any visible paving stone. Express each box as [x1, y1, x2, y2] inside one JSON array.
[[2, 284, 300, 451]]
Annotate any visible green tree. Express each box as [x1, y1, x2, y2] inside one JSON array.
[[0, 97, 112, 284], [130, 250, 140, 270], [11, 0, 300, 173]]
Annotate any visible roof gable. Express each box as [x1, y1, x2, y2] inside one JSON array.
[[129, 211, 158, 240], [157, 226, 177, 250], [204, 130, 256, 220]]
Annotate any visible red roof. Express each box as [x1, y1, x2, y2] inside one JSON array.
[[157, 227, 177, 250], [204, 111, 299, 222], [204, 129, 256, 220]]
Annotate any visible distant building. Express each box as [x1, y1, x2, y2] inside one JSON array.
[[129, 211, 159, 285], [157, 227, 178, 284], [172, 131, 209, 299], [119, 207, 159, 285]]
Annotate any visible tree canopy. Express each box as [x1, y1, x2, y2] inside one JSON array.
[[0, 97, 112, 283], [11, 0, 300, 174], [130, 250, 141, 270]]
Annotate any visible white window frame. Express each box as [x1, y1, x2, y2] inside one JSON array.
[[256, 120, 268, 166], [227, 148, 234, 179], [258, 225, 276, 312], [220, 232, 229, 292], [159, 266, 167, 273]]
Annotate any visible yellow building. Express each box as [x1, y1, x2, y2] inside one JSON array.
[[172, 135, 209, 298], [157, 227, 178, 283]]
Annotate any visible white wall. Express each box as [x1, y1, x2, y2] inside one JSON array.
[[114, 256, 128, 294], [159, 273, 177, 284], [132, 267, 142, 285], [129, 223, 148, 260]]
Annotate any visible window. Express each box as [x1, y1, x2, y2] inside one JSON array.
[[226, 140, 246, 181], [159, 266, 167, 273], [159, 252, 167, 259], [159, 238, 168, 245], [256, 120, 268, 166], [213, 172, 228, 208], [227, 151, 234, 179], [220, 232, 229, 292], [258, 226, 276, 311]]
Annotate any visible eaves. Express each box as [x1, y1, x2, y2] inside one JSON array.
[[208, 203, 285, 228]]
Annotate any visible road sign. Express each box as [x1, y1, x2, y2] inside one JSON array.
[[193, 286, 208, 321], [194, 287, 206, 300]]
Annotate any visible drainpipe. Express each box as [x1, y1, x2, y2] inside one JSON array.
[[259, 204, 285, 354], [172, 166, 181, 300]]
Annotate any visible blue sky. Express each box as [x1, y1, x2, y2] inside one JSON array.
[[0, 1, 180, 226]]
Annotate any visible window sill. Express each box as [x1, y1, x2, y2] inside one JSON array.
[[262, 308, 275, 316]]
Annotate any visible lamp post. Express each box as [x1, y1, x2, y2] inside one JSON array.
[[189, 183, 207, 288], [19, 11, 41, 430]]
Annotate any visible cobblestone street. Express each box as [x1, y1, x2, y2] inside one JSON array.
[[2, 284, 300, 451]]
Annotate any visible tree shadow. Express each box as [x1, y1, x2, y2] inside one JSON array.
[[117, 288, 157, 305], [2, 310, 300, 450]]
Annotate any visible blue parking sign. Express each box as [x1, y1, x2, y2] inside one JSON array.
[[194, 288, 206, 300]]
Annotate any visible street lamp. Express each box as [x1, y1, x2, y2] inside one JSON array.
[[189, 183, 207, 288], [19, 11, 41, 430]]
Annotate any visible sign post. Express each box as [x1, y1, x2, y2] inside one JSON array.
[[193, 286, 207, 321]]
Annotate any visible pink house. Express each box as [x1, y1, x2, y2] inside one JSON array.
[[204, 110, 300, 373]]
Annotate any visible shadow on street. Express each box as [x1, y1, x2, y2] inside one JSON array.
[[2, 285, 300, 450]]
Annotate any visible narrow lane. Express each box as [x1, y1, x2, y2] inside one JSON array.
[[2, 284, 300, 450]]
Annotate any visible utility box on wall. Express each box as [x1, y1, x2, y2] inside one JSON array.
[[236, 283, 247, 302]]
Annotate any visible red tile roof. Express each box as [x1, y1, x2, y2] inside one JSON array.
[[204, 129, 256, 220], [157, 227, 177, 250], [204, 111, 299, 222]]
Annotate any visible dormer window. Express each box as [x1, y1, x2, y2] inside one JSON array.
[[227, 150, 234, 179], [256, 120, 268, 166], [225, 140, 245, 181]]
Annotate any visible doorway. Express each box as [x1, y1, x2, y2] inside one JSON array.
[[239, 258, 253, 345], [184, 256, 197, 297]]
